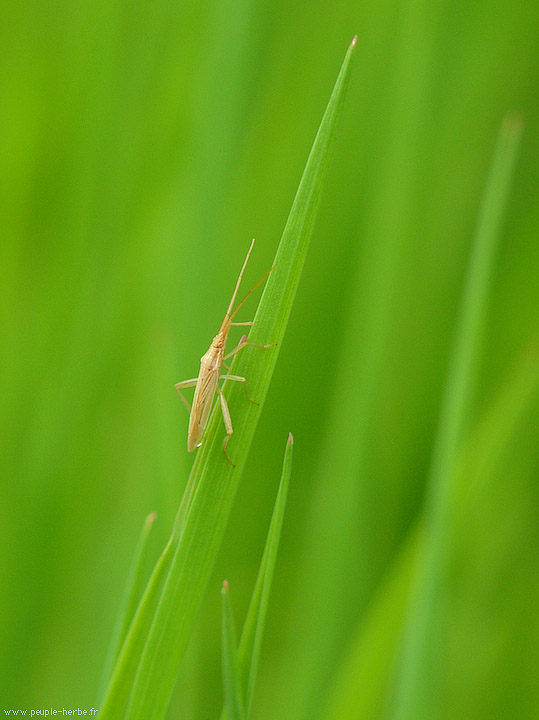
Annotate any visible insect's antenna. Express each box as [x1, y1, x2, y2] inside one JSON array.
[[229, 263, 278, 321], [226, 238, 256, 318]]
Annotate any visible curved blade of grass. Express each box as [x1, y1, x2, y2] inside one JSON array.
[[240, 432, 293, 719], [320, 524, 420, 720], [99, 529, 177, 718], [320, 343, 538, 720], [220, 432, 293, 720], [221, 581, 245, 720], [453, 342, 539, 512], [390, 114, 523, 720], [98, 511, 157, 701], [99, 37, 357, 720]]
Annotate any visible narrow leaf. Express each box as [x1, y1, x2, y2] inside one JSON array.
[[320, 525, 420, 720], [110, 38, 356, 720], [243, 432, 293, 717], [99, 529, 177, 719], [98, 511, 157, 701], [391, 114, 523, 720], [454, 342, 539, 511], [220, 433, 293, 720], [321, 343, 538, 720], [221, 581, 245, 720]]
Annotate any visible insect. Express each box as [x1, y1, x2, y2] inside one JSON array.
[[175, 239, 276, 465]]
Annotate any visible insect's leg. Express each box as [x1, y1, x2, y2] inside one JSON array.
[[224, 335, 248, 369], [223, 340, 276, 361], [174, 378, 197, 413], [223, 435, 234, 466], [175, 378, 198, 389], [230, 321, 253, 326], [220, 374, 258, 405], [217, 387, 235, 466]]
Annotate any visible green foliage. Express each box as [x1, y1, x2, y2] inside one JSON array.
[[221, 581, 245, 720], [99, 527, 177, 717], [98, 511, 157, 700], [1, 3, 538, 720], [100, 40, 353, 719], [391, 113, 523, 720], [222, 432, 293, 720], [320, 345, 538, 720]]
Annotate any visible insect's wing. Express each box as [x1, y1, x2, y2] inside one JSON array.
[[187, 366, 219, 452]]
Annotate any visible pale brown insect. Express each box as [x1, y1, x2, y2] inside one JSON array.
[[175, 240, 275, 464]]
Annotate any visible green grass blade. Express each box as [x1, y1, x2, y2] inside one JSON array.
[[99, 530, 177, 719], [221, 581, 245, 720], [220, 432, 293, 720], [98, 511, 157, 701], [243, 432, 293, 717], [320, 525, 420, 720], [390, 114, 523, 720], [267, 11, 441, 716], [320, 344, 538, 720], [454, 343, 539, 511], [101, 38, 357, 720]]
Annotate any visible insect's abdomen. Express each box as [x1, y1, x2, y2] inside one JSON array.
[[187, 357, 220, 452]]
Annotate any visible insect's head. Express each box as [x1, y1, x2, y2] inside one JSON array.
[[213, 330, 227, 348]]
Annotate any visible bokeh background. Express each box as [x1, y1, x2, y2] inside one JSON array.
[[1, 1, 538, 718]]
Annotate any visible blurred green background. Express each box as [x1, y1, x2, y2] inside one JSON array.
[[1, 1, 537, 718]]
